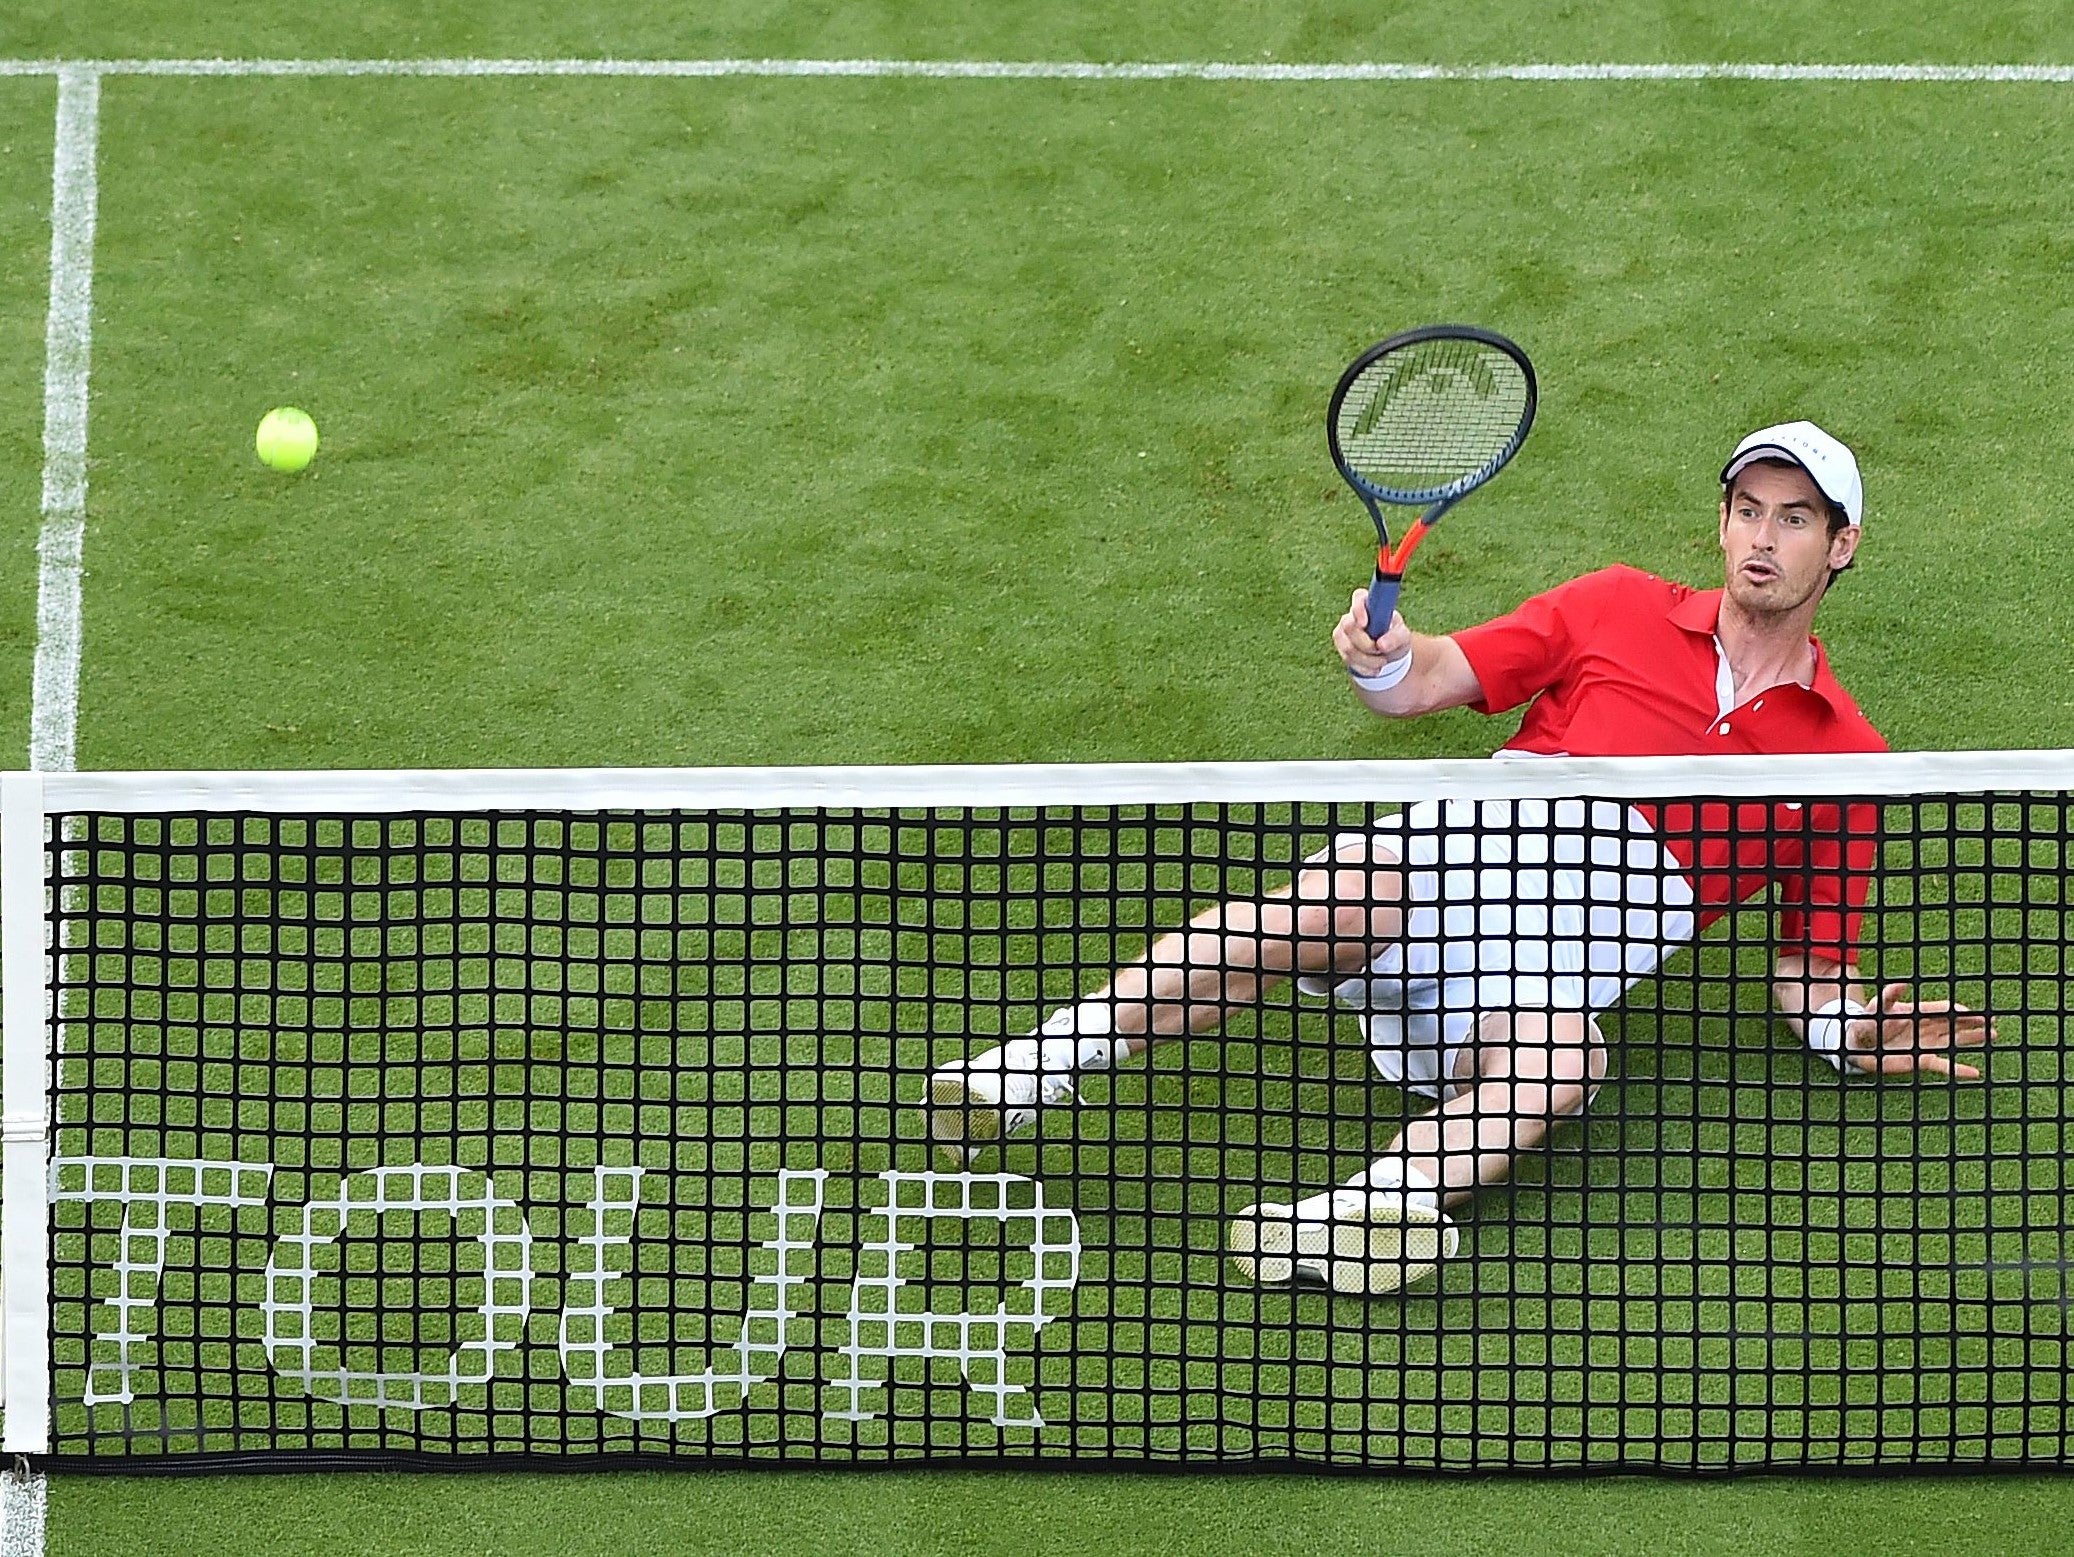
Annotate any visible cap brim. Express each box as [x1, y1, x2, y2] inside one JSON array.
[[1720, 445, 1809, 487], [1720, 446, 1855, 521]]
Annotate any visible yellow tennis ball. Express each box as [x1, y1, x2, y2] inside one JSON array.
[[256, 407, 319, 473]]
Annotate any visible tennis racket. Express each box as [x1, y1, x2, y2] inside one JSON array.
[[1327, 325, 1537, 637]]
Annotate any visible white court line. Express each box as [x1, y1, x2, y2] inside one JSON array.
[[6, 62, 96, 1557], [23, 95, 96, 1479], [29, 67, 98, 776], [0, 57, 2069, 81]]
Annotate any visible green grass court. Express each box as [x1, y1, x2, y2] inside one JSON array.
[[5, 1, 2074, 1551]]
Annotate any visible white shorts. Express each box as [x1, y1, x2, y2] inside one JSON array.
[[1297, 798, 1699, 1098]]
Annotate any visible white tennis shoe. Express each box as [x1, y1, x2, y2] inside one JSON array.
[[1227, 1189, 1458, 1296], [926, 1049, 1073, 1160]]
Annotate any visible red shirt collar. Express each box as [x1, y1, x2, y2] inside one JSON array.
[[1665, 586, 1854, 714]]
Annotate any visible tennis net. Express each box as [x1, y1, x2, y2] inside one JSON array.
[[3, 751, 2068, 1473]]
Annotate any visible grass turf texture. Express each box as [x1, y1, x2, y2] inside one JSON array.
[[7, 17, 2074, 1557], [2, 2, 2073, 70], [0, 80, 56, 752], [53, 1469, 2074, 1557], [71, 77, 2074, 765]]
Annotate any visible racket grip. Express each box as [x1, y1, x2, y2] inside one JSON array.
[[1365, 571, 1404, 642]]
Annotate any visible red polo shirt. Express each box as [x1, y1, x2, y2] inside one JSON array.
[[1452, 565, 1886, 962]]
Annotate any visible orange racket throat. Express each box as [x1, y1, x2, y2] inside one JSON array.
[[1383, 519, 1432, 574]]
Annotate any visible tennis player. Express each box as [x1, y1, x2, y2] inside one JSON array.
[[927, 420, 1991, 1295]]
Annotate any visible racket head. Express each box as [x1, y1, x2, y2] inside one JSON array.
[[1327, 325, 1537, 509]]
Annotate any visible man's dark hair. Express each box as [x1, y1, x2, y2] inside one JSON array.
[[1722, 457, 1855, 589]]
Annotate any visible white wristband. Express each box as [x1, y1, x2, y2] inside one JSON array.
[[1805, 997, 1872, 1072], [1349, 650, 1413, 693]]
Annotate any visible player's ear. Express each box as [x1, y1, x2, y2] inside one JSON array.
[[1829, 523, 1861, 570]]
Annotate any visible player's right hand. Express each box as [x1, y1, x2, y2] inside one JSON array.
[[1335, 589, 1412, 679]]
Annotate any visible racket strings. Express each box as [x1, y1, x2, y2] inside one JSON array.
[[1336, 337, 1531, 500]]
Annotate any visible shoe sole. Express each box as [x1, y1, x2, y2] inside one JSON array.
[[1228, 1200, 1458, 1296], [927, 1074, 1000, 1159]]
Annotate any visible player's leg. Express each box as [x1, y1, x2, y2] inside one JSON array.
[[927, 833, 1406, 1154], [1375, 1008, 1608, 1204], [1227, 1010, 1605, 1296], [1229, 796, 1699, 1295]]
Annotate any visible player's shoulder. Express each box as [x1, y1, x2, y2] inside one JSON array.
[[1544, 564, 1688, 612], [1563, 563, 1683, 594]]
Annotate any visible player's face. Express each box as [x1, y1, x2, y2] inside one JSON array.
[[1717, 461, 1859, 616]]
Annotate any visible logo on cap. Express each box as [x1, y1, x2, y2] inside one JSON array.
[[1720, 420, 1863, 528]]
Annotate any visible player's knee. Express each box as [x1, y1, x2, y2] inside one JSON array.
[[1290, 850, 1400, 960], [1580, 1031, 1609, 1086], [1314, 837, 1403, 911], [1327, 833, 1401, 869], [1330, 903, 1377, 942], [1551, 1019, 1607, 1117], [1286, 901, 1392, 975], [1486, 1013, 1605, 1119], [1289, 899, 1334, 943]]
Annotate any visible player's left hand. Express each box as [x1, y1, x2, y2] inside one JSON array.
[[1845, 982, 1993, 1080]]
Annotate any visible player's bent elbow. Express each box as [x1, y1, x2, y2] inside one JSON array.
[[1405, 637, 1489, 716], [1357, 692, 1421, 721], [1359, 676, 1450, 720]]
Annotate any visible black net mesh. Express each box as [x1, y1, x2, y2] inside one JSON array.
[[40, 789, 2073, 1471]]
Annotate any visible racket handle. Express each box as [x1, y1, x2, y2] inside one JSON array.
[[1365, 571, 1404, 642]]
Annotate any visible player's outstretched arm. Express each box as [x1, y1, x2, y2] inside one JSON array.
[[1771, 952, 1994, 1080], [1333, 590, 1486, 718]]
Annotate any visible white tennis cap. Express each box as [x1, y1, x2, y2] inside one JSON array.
[[1720, 421, 1863, 528]]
